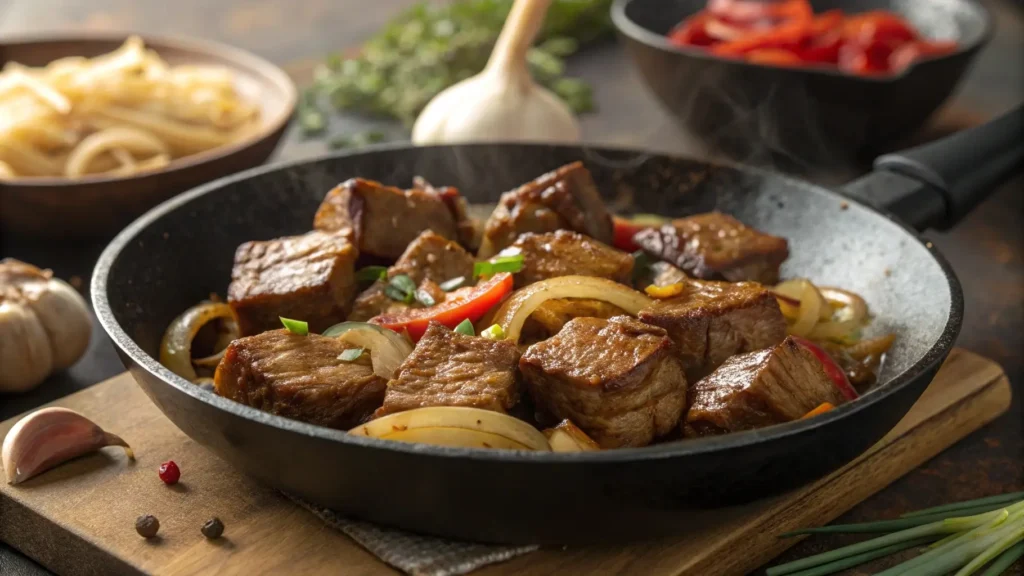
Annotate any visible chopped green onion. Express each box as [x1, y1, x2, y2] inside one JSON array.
[[356, 265, 388, 283], [454, 319, 475, 336], [384, 284, 414, 303], [439, 276, 466, 291], [474, 253, 524, 278], [903, 492, 1024, 518], [481, 324, 505, 340], [391, 274, 417, 294], [980, 540, 1024, 576], [279, 317, 309, 335], [415, 288, 436, 307], [338, 348, 364, 362]]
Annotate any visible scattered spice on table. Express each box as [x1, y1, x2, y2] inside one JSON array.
[[135, 514, 160, 539], [201, 517, 225, 539], [158, 460, 180, 485]]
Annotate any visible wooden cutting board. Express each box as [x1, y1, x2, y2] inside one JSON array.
[[0, 349, 1011, 576]]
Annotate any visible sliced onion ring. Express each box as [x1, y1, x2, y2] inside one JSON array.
[[323, 322, 413, 379], [489, 276, 652, 344], [543, 420, 600, 452], [159, 301, 236, 381], [809, 287, 869, 341], [773, 279, 821, 337], [350, 406, 551, 451]]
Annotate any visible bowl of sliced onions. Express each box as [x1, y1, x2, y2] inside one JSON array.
[[0, 33, 297, 236]]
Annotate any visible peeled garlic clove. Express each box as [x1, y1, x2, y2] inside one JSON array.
[[2, 407, 134, 485]]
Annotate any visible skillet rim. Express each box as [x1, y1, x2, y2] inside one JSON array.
[[91, 142, 964, 464]]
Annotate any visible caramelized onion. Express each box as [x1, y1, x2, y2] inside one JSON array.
[[543, 420, 600, 452], [809, 287, 869, 340], [323, 322, 413, 379], [774, 279, 822, 337], [489, 276, 652, 344], [159, 301, 236, 381], [350, 406, 551, 451], [844, 333, 896, 360]]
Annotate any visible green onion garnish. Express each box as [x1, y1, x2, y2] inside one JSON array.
[[338, 348, 364, 362], [480, 324, 505, 340], [454, 319, 475, 336], [385, 274, 417, 303], [384, 284, 413, 303], [356, 265, 387, 283], [415, 289, 436, 307], [474, 253, 524, 278], [391, 274, 417, 294], [439, 276, 466, 291], [279, 317, 308, 335]]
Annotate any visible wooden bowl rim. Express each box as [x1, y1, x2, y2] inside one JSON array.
[[0, 30, 298, 188]]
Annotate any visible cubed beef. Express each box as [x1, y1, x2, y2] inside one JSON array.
[[314, 178, 458, 259], [634, 212, 789, 284], [638, 279, 786, 380], [348, 230, 475, 321], [375, 322, 521, 417], [413, 176, 481, 251], [228, 231, 357, 336], [521, 298, 625, 343], [478, 162, 613, 258], [684, 336, 848, 437], [519, 316, 688, 448], [214, 329, 386, 430], [509, 230, 633, 288]]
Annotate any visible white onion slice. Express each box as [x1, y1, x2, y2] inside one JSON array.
[[489, 276, 652, 344], [774, 279, 822, 337], [323, 322, 413, 379], [543, 420, 599, 452], [159, 301, 236, 381], [350, 406, 551, 451]]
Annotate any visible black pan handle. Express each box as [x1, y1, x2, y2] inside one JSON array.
[[842, 104, 1024, 231]]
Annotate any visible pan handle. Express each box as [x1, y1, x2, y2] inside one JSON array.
[[842, 104, 1023, 231]]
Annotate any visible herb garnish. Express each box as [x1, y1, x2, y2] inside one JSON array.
[[454, 319, 475, 336], [356, 265, 388, 283], [439, 276, 466, 292], [338, 348, 364, 362], [280, 317, 309, 335]]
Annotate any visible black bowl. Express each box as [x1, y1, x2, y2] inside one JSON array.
[[611, 0, 992, 168]]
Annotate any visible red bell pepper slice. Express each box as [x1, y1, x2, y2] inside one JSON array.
[[797, 10, 844, 64], [707, 0, 813, 27], [745, 48, 803, 66], [612, 216, 650, 252], [710, 15, 810, 57], [792, 336, 858, 400], [889, 40, 958, 72], [370, 273, 514, 342], [668, 13, 717, 47]]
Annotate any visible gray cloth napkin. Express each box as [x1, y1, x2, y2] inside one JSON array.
[[289, 496, 538, 576]]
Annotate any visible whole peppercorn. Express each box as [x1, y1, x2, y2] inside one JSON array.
[[135, 515, 160, 538], [201, 517, 225, 539], [158, 460, 180, 485]]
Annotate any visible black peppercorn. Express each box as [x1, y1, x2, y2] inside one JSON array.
[[135, 514, 160, 538], [201, 517, 224, 539]]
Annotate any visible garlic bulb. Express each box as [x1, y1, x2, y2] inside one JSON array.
[[0, 259, 91, 393], [411, 0, 581, 145]]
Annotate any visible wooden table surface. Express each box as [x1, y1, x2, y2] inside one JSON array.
[[1, 1, 1022, 574]]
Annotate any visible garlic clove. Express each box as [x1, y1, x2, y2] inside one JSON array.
[[0, 301, 54, 393], [20, 278, 92, 371], [2, 407, 134, 485]]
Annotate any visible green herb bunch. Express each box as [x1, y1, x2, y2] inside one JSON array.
[[302, 0, 613, 135]]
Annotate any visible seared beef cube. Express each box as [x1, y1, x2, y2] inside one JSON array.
[[375, 322, 521, 417], [509, 230, 633, 288], [215, 330, 386, 430], [413, 176, 481, 251], [684, 336, 847, 437], [634, 212, 789, 284], [519, 316, 687, 448], [348, 230, 475, 321], [478, 162, 613, 257], [228, 231, 357, 336], [314, 178, 458, 259], [638, 279, 786, 380], [522, 298, 625, 342]]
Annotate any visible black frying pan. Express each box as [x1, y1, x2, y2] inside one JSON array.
[[92, 105, 1023, 545], [612, 0, 992, 168]]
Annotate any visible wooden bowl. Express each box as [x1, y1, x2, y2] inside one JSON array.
[[0, 32, 298, 237]]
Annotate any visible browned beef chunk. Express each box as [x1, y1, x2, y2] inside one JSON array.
[[214, 329, 386, 430], [634, 212, 789, 284], [228, 231, 357, 336], [375, 322, 521, 417], [478, 162, 613, 258], [413, 176, 481, 251], [522, 299, 626, 343], [509, 230, 633, 288], [638, 279, 786, 380], [314, 178, 458, 259], [684, 336, 847, 437], [519, 316, 687, 448], [348, 230, 475, 321]]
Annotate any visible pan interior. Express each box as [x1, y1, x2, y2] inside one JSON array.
[[104, 144, 952, 409]]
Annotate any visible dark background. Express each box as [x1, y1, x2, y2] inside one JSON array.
[[1, 0, 1022, 574]]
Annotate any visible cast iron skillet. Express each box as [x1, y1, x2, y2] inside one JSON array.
[[93, 105, 1022, 545], [612, 0, 992, 168]]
